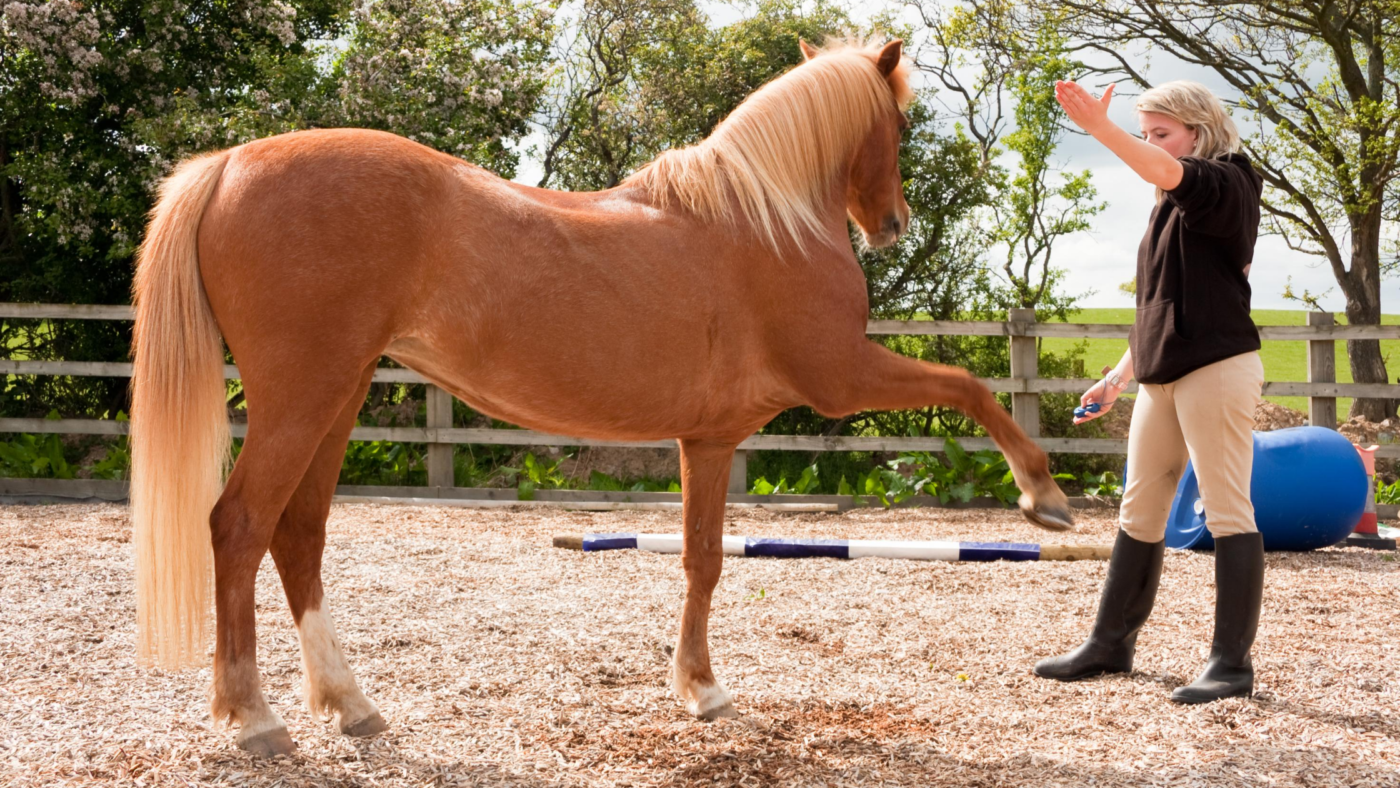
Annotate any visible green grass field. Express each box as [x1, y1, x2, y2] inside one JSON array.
[[1041, 308, 1400, 416]]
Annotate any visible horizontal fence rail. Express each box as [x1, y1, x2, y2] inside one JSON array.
[[5, 359, 1397, 398], [4, 302, 1399, 500], [0, 418, 1140, 455]]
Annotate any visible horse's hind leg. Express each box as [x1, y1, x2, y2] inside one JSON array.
[[209, 363, 378, 757], [269, 362, 386, 738], [672, 439, 740, 720]]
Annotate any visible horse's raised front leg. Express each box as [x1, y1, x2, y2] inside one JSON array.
[[819, 342, 1073, 530], [209, 365, 377, 757], [672, 439, 741, 720], [269, 363, 386, 739]]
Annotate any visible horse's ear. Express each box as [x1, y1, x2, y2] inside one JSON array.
[[799, 39, 819, 61], [876, 39, 904, 77]]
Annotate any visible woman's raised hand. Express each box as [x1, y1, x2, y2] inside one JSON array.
[[1055, 81, 1114, 135]]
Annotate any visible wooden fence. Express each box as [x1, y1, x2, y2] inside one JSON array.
[[2, 303, 1398, 501]]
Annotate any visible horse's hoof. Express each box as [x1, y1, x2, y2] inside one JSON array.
[[238, 727, 297, 758], [1020, 496, 1074, 532], [697, 702, 741, 721], [687, 683, 738, 720], [341, 711, 389, 738]]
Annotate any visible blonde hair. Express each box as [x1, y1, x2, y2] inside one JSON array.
[[624, 40, 912, 253], [1136, 80, 1240, 159]]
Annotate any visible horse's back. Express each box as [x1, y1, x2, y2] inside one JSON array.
[[195, 129, 481, 381]]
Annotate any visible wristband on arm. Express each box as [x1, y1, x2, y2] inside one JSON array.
[[1101, 365, 1125, 392]]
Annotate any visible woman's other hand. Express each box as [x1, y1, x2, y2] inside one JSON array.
[[1055, 81, 1114, 136]]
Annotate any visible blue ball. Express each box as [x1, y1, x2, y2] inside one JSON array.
[[1164, 426, 1367, 551]]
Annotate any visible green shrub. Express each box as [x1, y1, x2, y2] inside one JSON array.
[[1377, 478, 1400, 506], [0, 433, 74, 479], [749, 462, 822, 495], [339, 441, 425, 486], [844, 437, 1021, 507]]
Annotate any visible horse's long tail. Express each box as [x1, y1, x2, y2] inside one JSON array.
[[131, 150, 233, 669]]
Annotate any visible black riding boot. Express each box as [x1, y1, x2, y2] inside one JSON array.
[[1171, 531, 1264, 704], [1034, 529, 1165, 681]]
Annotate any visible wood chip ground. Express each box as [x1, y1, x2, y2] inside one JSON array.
[[2, 503, 1397, 786]]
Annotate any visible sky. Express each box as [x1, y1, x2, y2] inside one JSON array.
[[511, 1, 1399, 314]]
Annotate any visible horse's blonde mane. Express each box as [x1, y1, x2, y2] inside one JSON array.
[[624, 41, 913, 252]]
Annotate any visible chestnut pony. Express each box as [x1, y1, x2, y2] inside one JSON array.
[[131, 39, 1071, 756]]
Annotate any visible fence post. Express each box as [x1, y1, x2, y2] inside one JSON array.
[[728, 450, 748, 495], [426, 384, 455, 491], [1008, 307, 1040, 438], [1307, 311, 1336, 430]]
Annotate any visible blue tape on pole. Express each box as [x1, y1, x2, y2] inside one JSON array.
[[582, 533, 638, 552], [744, 537, 849, 559], [576, 534, 1055, 562], [958, 541, 1040, 561]]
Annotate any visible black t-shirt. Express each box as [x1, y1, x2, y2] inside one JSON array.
[[1130, 153, 1263, 384]]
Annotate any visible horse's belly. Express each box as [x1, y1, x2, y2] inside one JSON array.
[[385, 336, 782, 442]]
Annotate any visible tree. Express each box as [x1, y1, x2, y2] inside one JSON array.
[[906, 0, 1102, 313], [534, 0, 708, 189], [534, 0, 850, 190], [1, 0, 345, 418], [328, 0, 555, 176], [1029, 0, 1400, 420], [0, 0, 552, 419]]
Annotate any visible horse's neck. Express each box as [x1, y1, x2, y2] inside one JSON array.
[[808, 168, 860, 260], [729, 165, 856, 264]]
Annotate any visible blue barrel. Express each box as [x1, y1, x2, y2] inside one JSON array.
[[1165, 426, 1366, 551]]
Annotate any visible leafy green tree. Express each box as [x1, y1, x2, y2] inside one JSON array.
[[994, 23, 1105, 309], [907, 0, 1102, 313], [0, 0, 553, 419], [535, 0, 848, 189], [1028, 0, 1400, 420], [534, 0, 707, 189], [1, 0, 343, 417], [331, 0, 554, 174]]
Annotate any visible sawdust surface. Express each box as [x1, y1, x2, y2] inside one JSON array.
[[2, 503, 1397, 787]]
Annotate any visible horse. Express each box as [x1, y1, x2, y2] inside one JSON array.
[[130, 38, 1072, 757]]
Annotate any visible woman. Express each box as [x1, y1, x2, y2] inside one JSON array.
[[1035, 80, 1266, 704]]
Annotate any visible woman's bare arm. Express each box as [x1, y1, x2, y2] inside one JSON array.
[[1055, 81, 1184, 190]]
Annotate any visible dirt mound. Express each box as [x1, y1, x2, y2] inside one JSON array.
[[1336, 415, 1398, 446], [361, 399, 421, 428], [1255, 400, 1307, 431], [557, 446, 680, 482]]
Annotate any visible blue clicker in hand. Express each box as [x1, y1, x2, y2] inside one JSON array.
[[1074, 402, 1102, 419]]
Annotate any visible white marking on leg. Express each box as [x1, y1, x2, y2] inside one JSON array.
[[297, 607, 378, 726], [672, 660, 734, 718], [688, 683, 734, 718]]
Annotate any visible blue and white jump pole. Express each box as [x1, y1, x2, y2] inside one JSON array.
[[553, 533, 1111, 562]]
